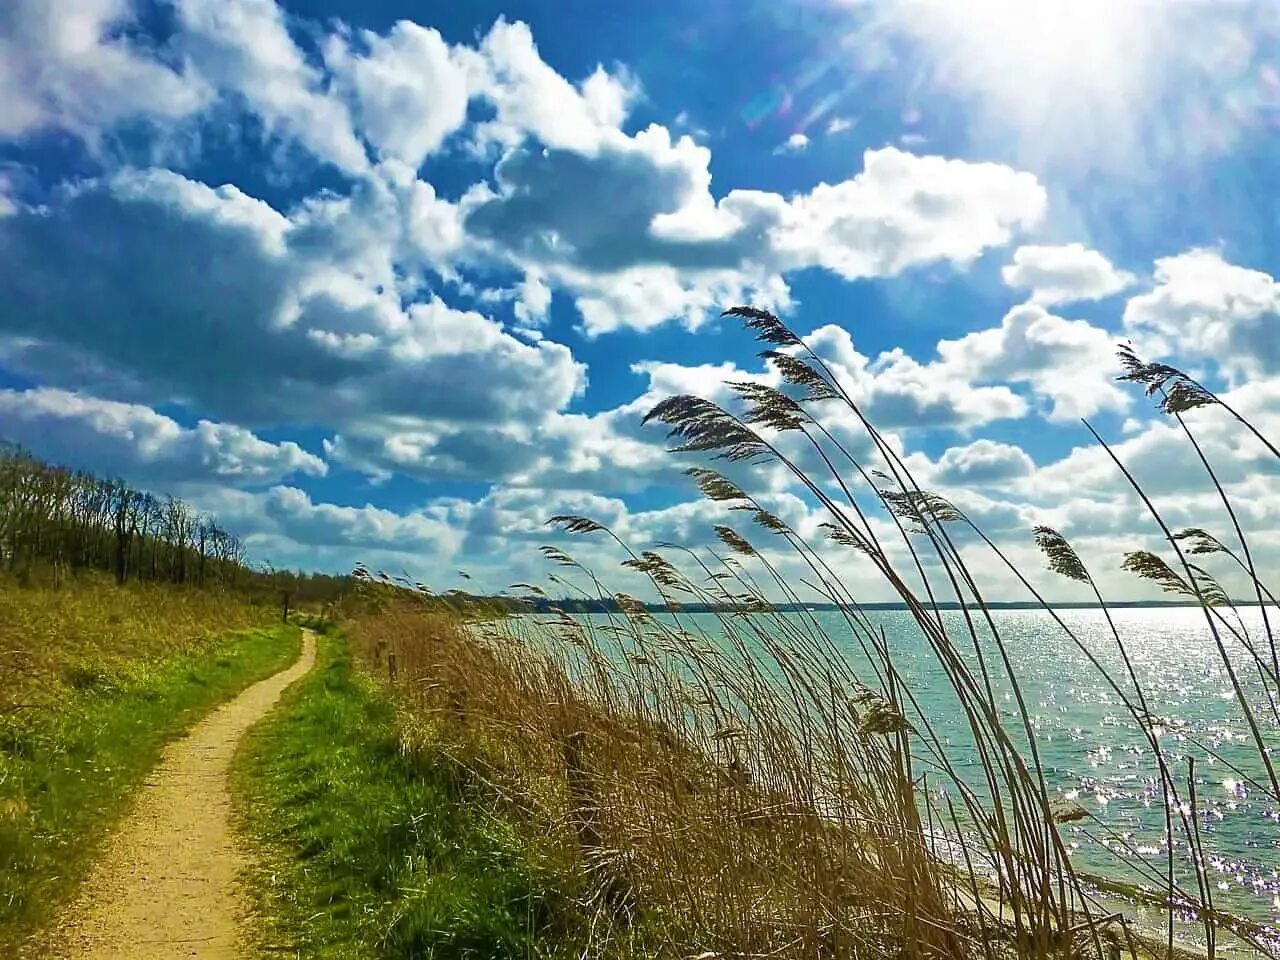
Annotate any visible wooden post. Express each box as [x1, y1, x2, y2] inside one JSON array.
[[281, 590, 290, 623], [562, 730, 631, 918], [447, 685, 467, 725], [563, 730, 600, 850], [387, 651, 397, 682]]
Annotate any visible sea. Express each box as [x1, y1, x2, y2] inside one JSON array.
[[539, 606, 1280, 955]]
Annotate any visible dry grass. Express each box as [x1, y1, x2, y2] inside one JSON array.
[[0, 571, 274, 713], [347, 597, 1018, 959]]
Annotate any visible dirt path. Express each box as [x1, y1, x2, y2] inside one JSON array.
[[37, 629, 318, 960]]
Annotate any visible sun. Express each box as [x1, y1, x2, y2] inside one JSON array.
[[843, 0, 1276, 175]]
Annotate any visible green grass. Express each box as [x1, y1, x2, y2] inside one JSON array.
[[0, 622, 300, 952], [233, 628, 591, 960]]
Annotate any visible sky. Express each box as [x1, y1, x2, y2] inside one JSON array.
[[2, 0, 1280, 602]]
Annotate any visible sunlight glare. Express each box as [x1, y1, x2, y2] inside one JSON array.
[[848, 0, 1275, 173]]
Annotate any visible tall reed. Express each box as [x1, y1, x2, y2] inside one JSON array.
[[349, 309, 1279, 960]]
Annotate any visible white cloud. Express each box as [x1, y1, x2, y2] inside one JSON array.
[[262, 485, 457, 552], [672, 109, 710, 140], [936, 303, 1129, 421], [932, 438, 1034, 485], [826, 116, 855, 135], [775, 132, 810, 154], [0, 168, 19, 218], [8, 3, 1255, 601], [1002, 243, 1135, 305], [438, 486, 629, 548], [182, 484, 463, 576], [702, 319, 1030, 436], [1027, 380, 1280, 503], [579, 63, 639, 129], [0, 167, 586, 483], [0, 388, 326, 484], [428, 483, 830, 594], [0, 7, 1048, 339], [847, 343, 1029, 429], [514, 272, 552, 327], [469, 19, 639, 153], [325, 20, 472, 168], [462, 140, 1046, 334], [630, 324, 1028, 440], [1123, 249, 1280, 379], [0, 0, 210, 141], [173, 0, 369, 173], [770, 147, 1045, 281]]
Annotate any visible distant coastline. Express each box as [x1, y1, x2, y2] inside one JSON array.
[[519, 598, 1277, 614]]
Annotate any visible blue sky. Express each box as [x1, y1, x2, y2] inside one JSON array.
[[2, 0, 1280, 600]]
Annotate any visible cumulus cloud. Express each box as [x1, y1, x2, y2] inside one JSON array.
[[775, 323, 1029, 430], [621, 325, 1028, 449], [173, 0, 370, 173], [436, 486, 629, 555], [463, 139, 1045, 334], [262, 486, 457, 552], [1123, 249, 1280, 379], [178, 484, 464, 579], [324, 20, 472, 168], [1002, 243, 1135, 305], [1, 4, 1048, 340], [932, 439, 1034, 485], [430, 483, 827, 591], [469, 19, 640, 153], [846, 345, 1029, 429], [772, 148, 1046, 281], [0, 0, 210, 141], [1025, 380, 1280, 503], [0, 167, 20, 217], [936, 303, 1129, 421], [0, 3, 640, 177], [326, 328, 1038, 496], [0, 167, 585, 481], [0, 388, 325, 484], [8, 1, 1249, 600]]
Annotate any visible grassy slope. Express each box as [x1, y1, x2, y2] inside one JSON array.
[[0, 621, 300, 952], [233, 627, 592, 960], [2, 573, 273, 713]]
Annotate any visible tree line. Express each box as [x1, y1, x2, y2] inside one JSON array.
[[0, 442, 353, 604]]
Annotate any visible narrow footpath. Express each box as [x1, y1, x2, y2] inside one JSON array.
[[37, 629, 318, 959]]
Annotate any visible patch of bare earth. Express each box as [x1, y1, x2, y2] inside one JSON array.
[[33, 629, 317, 959]]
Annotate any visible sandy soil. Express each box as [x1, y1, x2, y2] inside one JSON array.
[[35, 629, 317, 959]]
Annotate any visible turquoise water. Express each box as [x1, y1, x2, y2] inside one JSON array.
[[816, 609, 1277, 929], [550, 607, 1280, 950]]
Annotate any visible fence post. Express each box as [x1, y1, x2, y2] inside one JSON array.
[[563, 730, 600, 850], [281, 590, 290, 623], [387, 651, 397, 682], [448, 687, 467, 724], [563, 730, 633, 918]]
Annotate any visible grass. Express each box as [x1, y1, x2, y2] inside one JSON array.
[[0, 571, 274, 713], [233, 625, 601, 960], [0, 618, 300, 952]]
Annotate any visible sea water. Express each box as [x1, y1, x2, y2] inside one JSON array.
[[552, 606, 1280, 951]]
